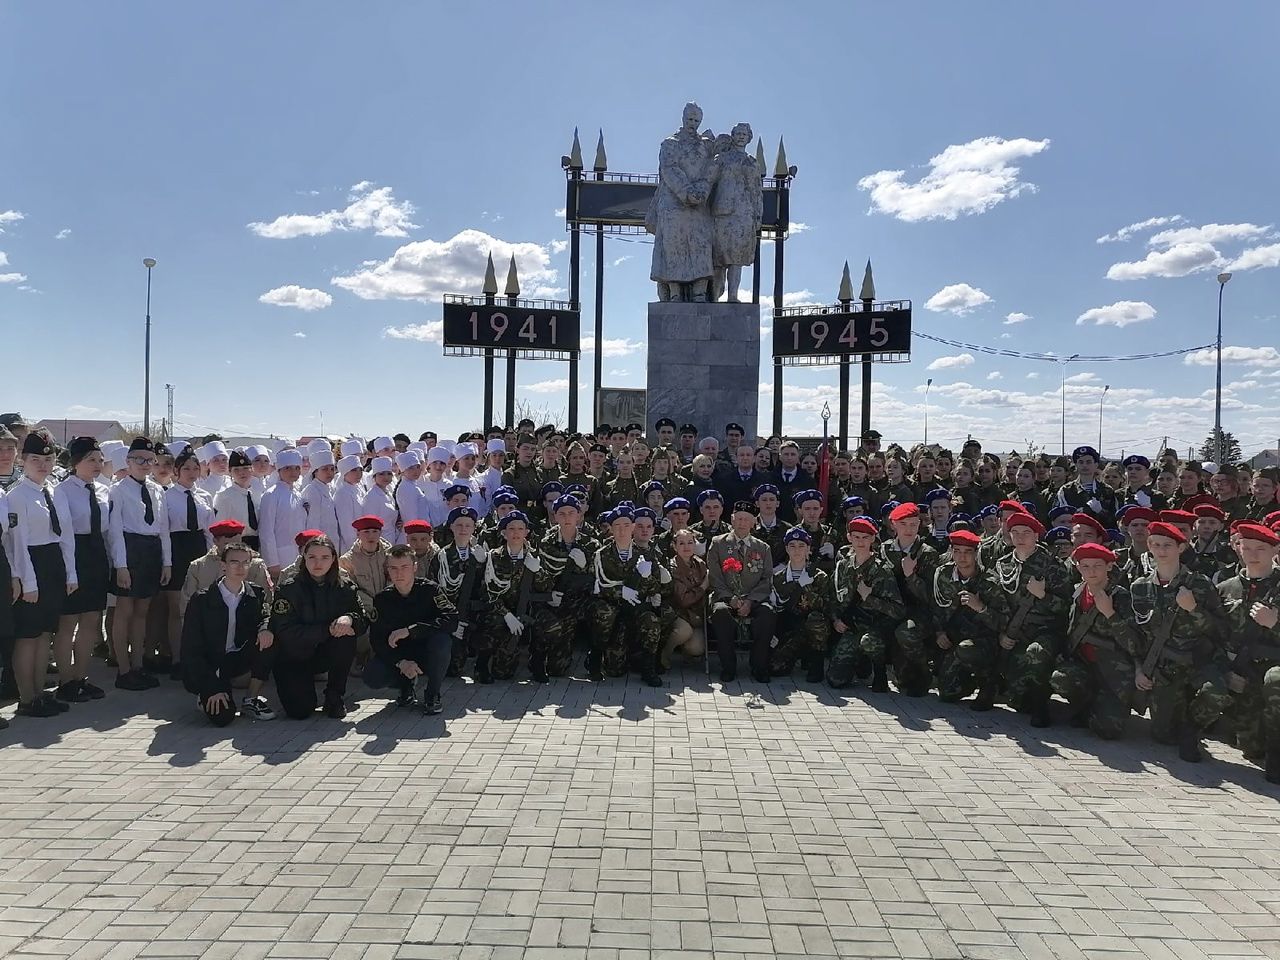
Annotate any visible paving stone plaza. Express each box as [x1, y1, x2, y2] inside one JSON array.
[[2, 670, 1279, 960]]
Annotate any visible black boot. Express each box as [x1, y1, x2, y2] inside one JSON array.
[[1178, 720, 1203, 763], [641, 653, 663, 688], [1266, 745, 1280, 785], [474, 654, 494, 685], [970, 681, 997, 712], [852, 653, 873, 682], [586, 649, 604, 682], [870, 663, 889, 693], [530, 653, 549, 684], [805, 653, 825, 684], [1029, 684, 1052, 728]]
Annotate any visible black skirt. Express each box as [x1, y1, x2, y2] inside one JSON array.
[[14, 543, 66, 639], [0, 543, 13, 642], [112, 533, 163, 599], [165, 530, 207, 593], [63, 533, 111, 615]]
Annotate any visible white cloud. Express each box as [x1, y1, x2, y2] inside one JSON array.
[[925, 283, 991, 315], [1096, 215, 1184, 244], [249, 182, 418, 239], [1003, 311, 1030, 325], [611, 256, 631, 267], [383, 321, 443, 343], [554, 208, 566, 218], [293, 331, 307, 339], [987, 371, 1002, 380], [54, 228, 71, 240], [0, 272, 27, 284], [1064, 372, 1099, 383], [1185, 345, 1280, 369], [1106, 243, 1221, 280], [258, 285, 334, 311], [550, 239, 568, 254], [790, 222, 812, 234], [0, 252, 6, 267], [1227, 242, 1280, 272], [524, 379, 569, 394], [927, 352, 975, 371], [0, 210, 24, 233], [608, 369, 630, 377], [1148, 222, 1271, 248], [1026, 372, 1040, 379], [857, 136, 1050, 222], [332, 229, 559, 302], [581, 336, 643, 357], [1075, 300, 1156, 327]]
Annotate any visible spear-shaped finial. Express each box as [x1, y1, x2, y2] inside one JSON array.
[[755, 138, 767, 177], [569, 127, 583, 169], [837, 261, 854, 303], [859, 259, 876, 301], [482, 252, 498, 296], [593, 129, 607, 172], [774, 136, 789, 178], [504, 254, 520, 299]]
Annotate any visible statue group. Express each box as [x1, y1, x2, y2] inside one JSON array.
[[647, 102, 763, 304]]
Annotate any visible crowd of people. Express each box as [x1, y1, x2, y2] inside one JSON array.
[[1, 414, 1279, 783]]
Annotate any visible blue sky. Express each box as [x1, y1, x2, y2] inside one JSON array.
[[4, 2, 1279, 457]]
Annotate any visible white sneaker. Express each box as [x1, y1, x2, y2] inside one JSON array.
[[241, 696, 276, 721]]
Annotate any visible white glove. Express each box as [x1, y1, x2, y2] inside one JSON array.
[[1086, 498, 1102, 514], [549, 590, 563, 608], [472, 545, 488, 564], [453, 622, 467, 640], [693, 541, 706, 557], [621, 586, 640, 606], [659, 565, 672, 585], [798, 570, 813, 586], [523, 553, 541, 572], [1135, 490, 1151, 507], [569, 548, 586, 568], [503, 611, 524, 635], [819, 542, 835, 559], [648, 594, 662, 608], [636, 557, 652, 578]]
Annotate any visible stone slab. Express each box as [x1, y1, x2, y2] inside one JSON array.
[[646, 301, 760, 442]]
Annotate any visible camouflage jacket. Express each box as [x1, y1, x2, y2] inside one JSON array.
[[793, 521, 840, 574], [500, 463, 542, 510], [594, 541, 665, 606], [1187, 534, 1238, 583], [1217, 568, 1280, 669], [427, 542, 491, 619], [538, 528, 601, 599], [604, 477, 642, 509], [978, 533, 1013, 571], [483, 545, 555, 614], [1129, 566, 1227, 668], [770, 563, 830, 618], [878, 536, 942, 614], [830, 551, 905, 632], [931, 563, 1009, 639], [991, 544, 1072, 640], [1065, 583, 1139, 659], [688, 520, 730, 555], [753, 517, 790, 566]]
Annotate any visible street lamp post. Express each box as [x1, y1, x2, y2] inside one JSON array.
[[924, 377, 933, 445], [1215, 272, 1232, 463], [1060, 353, 1080, 454], [1098, 384, 1110, 455], [142, 258, 157, 436]]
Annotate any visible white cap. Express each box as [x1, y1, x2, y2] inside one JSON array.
[[1201, 462, 1219, 476], [486, 438, 506, 454], [307, 437, 330, 455], [396, 452, 421, 471], [276, 449, 303, 469], [166, 440, 190, 458], [109, 448, 131, 472], [426, 446, 449, 464], [269, 438, 289, 455], [409, 440, 428, 453], [310, 449, 335, 469], [100, 439, 125, 452], [337, 454, 361, 474], [440, 439, 457, 455], [340, 439, 363, 457], [374, 436, 394, 452], [204, 441, 228, 460], [371, 456, 394, 473], [456, 442, 479, 458], [246, 444, 272, 461]]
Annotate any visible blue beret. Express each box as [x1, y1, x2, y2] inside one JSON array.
[[793, 488, 823, 507], [632, 507, 657, 522], [841, 496, 866, 512], [696, 489, 723, 506], [1072, 445, 1100, 462], [443, 483, 472, 501], [1046, 527, 1071, 543], [1048, 505, 1074, 521], [923, 487, 951, 504], [753, 483, 780, 500], [1107, 528, 1125, 544], [564, 482, 588, 496], [950, 512, 972, 525], [497, 510, 529, 530], [540, 481, 564, 498], [783, 527, 812, 545], [880, 499, 901, 518], [447, 506, 479, 525], [975, 504, 998, 519], [496, 484, 517, 496], [551, 494, 580, 513], [664, 497, 691, 512], [1019, 501, 1038, 515], [493, 490, 520, 507], [616, 500, 635, 510], [1122, 455, 1150, 469]]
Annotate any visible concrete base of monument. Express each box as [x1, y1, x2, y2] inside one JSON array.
[[645, 300, 761, 444]]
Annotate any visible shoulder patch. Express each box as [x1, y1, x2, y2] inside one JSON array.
[[273, 597, 291, 615], [7, 513, 15, 529]]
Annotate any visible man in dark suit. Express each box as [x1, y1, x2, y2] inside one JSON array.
[[715, 444, 766, 508], [771, 440, 813, 524], [706, 501, 777, 683]]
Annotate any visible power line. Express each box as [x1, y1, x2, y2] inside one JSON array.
[[913, 330, 1214, 363]]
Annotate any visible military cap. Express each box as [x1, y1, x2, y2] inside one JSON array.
[[351, 515, 385, 531], [1072, 542, 1116, 563], [639, 480, 666, 499], [1158, 509, 1197, 528], [695, 489, 723, 507], [975, 504, 999, 519], [847, 517, 878, 536], [551, 495, 580, 514], [1236, 522, 1279, 546], [403, 519, 432, 534], [229, 450, 251, 469], [880, 499, 901, 518], [1071, 445, 1100, 462], [1071, 512, 1107, 538], [1146, 520, 1186, 544], [1048, 505, 1075, 522], [678, 423, 698, 436], [724, 422, 745, 434], [1193, 503, 1226, 522], [841, 495, 866, 513], [497, 510, 529, 530], [889, 502, 919, 523], [443, 483, 473, 501], [492, 490, 520, 507], [792, 488, 823, 507], [294, 528, 325, 548], [67, 437, 100, 462], [752, 483, 779, 500], [22, 433, 54, 456], [654, 418, 676, 430], [539, 481, 564, 499], [783, 527, 812, 545], [1005, 512, 1045, 536], [923, 488, 952, 504], [664, 497, 691, 512], [1045, 527, 1071, 544], [632, 507, 657, 522], [209, 519, 245, 538], [1122, 454, 1151, 469], [731, 500, 757, 516], [1118, 505, 1158, 524], [516, 434, 537, 448], [948, 530, 981, 547], [589, 443, 609, 455], [128, 437, 155, 454], [624, 422, 643, 434]]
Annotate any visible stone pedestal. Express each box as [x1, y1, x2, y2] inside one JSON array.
[[646, 301, 760, 444]]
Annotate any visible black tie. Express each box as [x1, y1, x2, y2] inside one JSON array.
[[44, 488, 62, 537], [140, 478, 154, 526], [246, 491, 258, 530], [186, 489, 198, 532], [88, 483, 101, 537]]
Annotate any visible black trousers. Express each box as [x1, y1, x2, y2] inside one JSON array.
[[200, 641, 278, 727], [711, 604, 777, 676], [387, 630, 452, 702], [272, 636, 356, 720]]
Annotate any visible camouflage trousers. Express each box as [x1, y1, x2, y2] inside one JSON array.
[[999, 631, 1058, 704], [937, 634, 1000, 702], [1226, 662, 1280, 761], [536, 594, 594, 677], [478, 606, 556, 680], [1051, 644, 1134, 739], [892, 619, 938, 693], [591, 598, 662, 677], [770, 609, 830, 675], [827, 625, 886, 687], [1148, 658, 1229, 743]]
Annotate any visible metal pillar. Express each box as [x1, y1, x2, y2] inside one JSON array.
[[771, 193, 786, 437]]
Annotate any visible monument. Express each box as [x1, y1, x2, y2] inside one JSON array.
[[645, 102, 763, 444]]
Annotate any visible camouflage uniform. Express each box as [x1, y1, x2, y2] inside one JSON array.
[[753, 518, 790, 567], [768, 563, 831, 676], [427, 542, 491, 675], [605, 477, 641, 509], [1188, 534, 1237, 584], [795, 521, 840, 576], [1217, 568, 1280, 769], [537, 530, 601, 676], [590, 543, 663, 677], [879, 537, 942, 694], [688, 520, 729, 558], [991, 545, 1073, 708], [1129, 567, 1229, 746], [1051, 584, 1140, 739], [978, 533, 1013, 572], [480, 546, 555, 680], [501, 463, 543, 512], [826, 551, 905, 688], [931, 563, 1010, 702], [1113, 544, 1153, 587]]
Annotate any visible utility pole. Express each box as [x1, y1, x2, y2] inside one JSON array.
[[165, 384, 174, 442]]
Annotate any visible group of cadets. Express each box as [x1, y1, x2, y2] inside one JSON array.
[[2, 415, 1280, 783]]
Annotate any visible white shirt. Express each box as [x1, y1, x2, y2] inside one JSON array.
[[396, 478, 431, 527], [249, 475, 271, 499], [107, 475, 172, 567], [164, 483, 215, 539], [333, 480, 366, 554], [301, 477, 340, 547], [256, 475, 308, 568], [417, 476, 451, 528], [213, 483, 259, 536], [52, 475, 110, 538], [362, 483, 401, 545], [0, 489, 32, 589], [196, 473, 233, 498], [217, 579, 245, 653]]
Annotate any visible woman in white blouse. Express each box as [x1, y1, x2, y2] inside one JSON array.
[[158, 450, 213, 679]]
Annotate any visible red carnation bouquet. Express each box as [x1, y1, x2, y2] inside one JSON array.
[[722, 555, 744, 600]]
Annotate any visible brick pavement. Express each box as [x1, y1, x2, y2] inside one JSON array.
[[2, 666, 1279, 960]]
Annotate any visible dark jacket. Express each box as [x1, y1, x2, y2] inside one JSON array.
[[370, 579, 459, 667], [717, 467, 768, 511], [269, 574, 367, 661], [770, 467, 814, 523], [181, 580, 269, 698]]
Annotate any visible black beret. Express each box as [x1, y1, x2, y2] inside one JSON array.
[[67, 437, 101, 462], [22, 433, 54, 456], [229, 450, 251, 468], [679, 423, 698, 435], [655, 418, 676, 430], [128, 437, 155, 454]]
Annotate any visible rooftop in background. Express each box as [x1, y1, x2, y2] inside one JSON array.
[[35, 419, 128, 445]]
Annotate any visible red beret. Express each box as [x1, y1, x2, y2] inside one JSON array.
[[351, 515, 385, 531], [403, 519, 432, 533], [209, 519, 246, 538], [1192, 503, 1226, 522], [1179, 493, 1218, 513], [1071, 512, 1107, 539], [294, 529, 325, 548], [1005, 512, 1045, 536], [889, 502, 920, 523], [948, 529, 981, 548], [847, 517, 878, 536], [1146, 521, 1187, 545], [1159, 509, 1196, 528], [998, 499, 1027, 514], [1264, 510, 1280, 528], [1235, 522, 1280, 546], [1119, 506, 1157, 524], [1072, 542, 1116, 563]]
